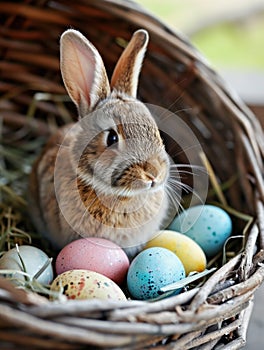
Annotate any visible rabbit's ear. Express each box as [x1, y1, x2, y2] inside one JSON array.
[[110, 29, 149, 98], [60, 29, 110, 117]]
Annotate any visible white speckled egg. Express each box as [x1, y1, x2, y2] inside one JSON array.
[[0, 245, 53, 284], [169, 205, 232, 257], [127, 247, 185, 300], [50, 269, 127, 301]]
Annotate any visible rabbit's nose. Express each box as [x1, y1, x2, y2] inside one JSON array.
[[150, 179, 156, 188], [144, 174, 157, 189]]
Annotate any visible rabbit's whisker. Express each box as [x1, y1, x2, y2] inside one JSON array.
[[170, 163, 205, 170], [170, 164, 207, 176], [165, 184, 184, 214], [56, 143, 71, 149], [167, 178, 193, 194]]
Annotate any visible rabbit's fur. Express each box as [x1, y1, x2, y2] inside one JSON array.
[[29, 29, 171, 256]]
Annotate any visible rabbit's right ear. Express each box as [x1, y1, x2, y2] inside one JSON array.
[[60, 29, 110, 117]]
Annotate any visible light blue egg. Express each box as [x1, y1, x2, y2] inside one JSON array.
[[169, 205, 232, 257], [127, 247, 185, 300]]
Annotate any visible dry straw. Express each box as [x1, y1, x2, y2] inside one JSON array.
[[0, 0, 264, 348]]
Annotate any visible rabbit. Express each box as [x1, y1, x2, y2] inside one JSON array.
[[29, 28, 173, 257]]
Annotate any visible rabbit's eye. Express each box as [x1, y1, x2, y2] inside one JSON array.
[[107, 129, 119, 147]]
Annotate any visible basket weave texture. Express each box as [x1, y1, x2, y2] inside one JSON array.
[[1, 0, 264, 349]]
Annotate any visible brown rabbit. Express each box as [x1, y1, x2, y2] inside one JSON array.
[[29, 29, 172, 257]]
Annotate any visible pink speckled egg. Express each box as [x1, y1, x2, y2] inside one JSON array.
[[55, 238, 129, 285]]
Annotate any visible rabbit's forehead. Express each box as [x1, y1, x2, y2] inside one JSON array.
[[120, 118, 158, 139], [98, 98, 158, 136]]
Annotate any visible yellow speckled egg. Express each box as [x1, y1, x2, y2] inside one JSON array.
[[145, 230, 206, 275], [50, 270, 126, 301]]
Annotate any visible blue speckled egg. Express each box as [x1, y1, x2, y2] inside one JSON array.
[[127, 247, 185, 300], [169, 205, 232, 257]]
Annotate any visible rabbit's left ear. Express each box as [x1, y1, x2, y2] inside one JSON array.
[[110, 29, 149, 98], [60, 29, 111, 117]]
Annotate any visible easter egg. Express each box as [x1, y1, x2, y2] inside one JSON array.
[[169, 205, 232, 257], [50, 269, 126, 301], [145, 230, 206, 275], [0, 245, 53, 284], [55, 238, 129, 285], [127, 247, 185, 300]]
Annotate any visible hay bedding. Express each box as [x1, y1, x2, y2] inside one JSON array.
[[0, 0, 264, 348]]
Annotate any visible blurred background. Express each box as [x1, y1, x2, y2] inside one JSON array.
[[139, 1, 264, 349], [140, 0, 264, 116]]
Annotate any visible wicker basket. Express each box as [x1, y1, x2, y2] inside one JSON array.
[[1, 0, 264, 349]]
